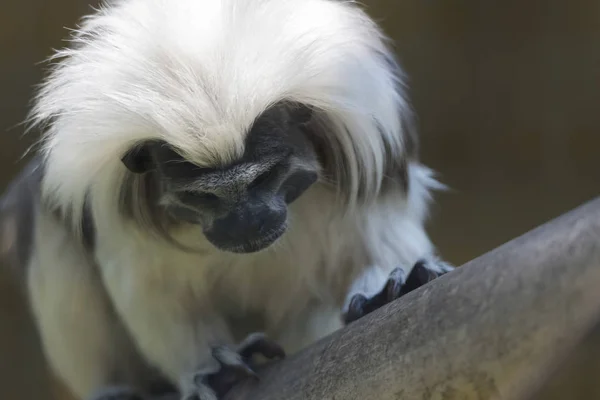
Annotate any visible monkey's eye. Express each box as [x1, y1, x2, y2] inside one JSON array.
[[179, 190, 219, 204], [249, 165, 280, 190]]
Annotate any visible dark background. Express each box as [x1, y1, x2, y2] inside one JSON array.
[[1, 1, 599, 399]]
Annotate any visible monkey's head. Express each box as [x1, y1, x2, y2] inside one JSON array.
[[30, 0, 418, 254], [121, 104, 318, 253]]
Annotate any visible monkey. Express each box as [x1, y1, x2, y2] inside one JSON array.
[[0, 0, 454, 399]]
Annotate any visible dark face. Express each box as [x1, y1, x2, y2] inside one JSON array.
[[121, 103, 319, 253]]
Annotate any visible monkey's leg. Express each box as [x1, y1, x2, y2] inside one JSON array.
[[97, 261, 282, 400], [343, 258, 452, 324], [27, 212, 168, 400]]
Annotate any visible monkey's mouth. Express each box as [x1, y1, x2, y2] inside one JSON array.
[[206, 224, 287, 254]]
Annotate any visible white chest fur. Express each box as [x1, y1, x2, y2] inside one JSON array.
[[94, 186, 359, 329]]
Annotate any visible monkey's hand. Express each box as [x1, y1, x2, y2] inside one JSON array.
[[182, 333, 285, 400], [343, 259, 453, 324]]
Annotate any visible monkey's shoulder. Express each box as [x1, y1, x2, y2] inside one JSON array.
[[0, 158, 44, 274]]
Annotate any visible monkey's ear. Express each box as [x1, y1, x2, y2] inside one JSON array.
[[121, 143, 155, 174]]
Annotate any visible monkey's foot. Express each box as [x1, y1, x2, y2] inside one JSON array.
[[343, 258, 453, 324], [183, 333, 285, 400]]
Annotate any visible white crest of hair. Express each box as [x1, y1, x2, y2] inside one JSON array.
[[26, 0, 417, 225]]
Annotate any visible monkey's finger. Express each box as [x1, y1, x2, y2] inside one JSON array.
[[344, 265, 426, 325], [238, 332, 286, 360], [211, 346, 258, 379], [401, 260, 439, 294], [384, 267, 406, 301], [343, 293, 368, 324]]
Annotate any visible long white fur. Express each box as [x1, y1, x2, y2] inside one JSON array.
[[24, 0, 448, 399]]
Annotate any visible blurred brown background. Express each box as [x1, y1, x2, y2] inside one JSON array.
[[0, 1, 599, 399]]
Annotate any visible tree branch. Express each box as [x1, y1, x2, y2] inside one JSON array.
[[222, 197, 600, 400]]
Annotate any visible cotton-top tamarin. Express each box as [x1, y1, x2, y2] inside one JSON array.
[[0, 0, 452, 399]]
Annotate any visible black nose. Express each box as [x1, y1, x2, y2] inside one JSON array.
[[235, 203, 279, 236], [204, 200, 287, 252]]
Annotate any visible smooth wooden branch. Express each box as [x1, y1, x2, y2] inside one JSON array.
[[219, 197, 600, 400]]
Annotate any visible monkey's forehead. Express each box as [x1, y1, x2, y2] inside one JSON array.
[[116, 0, 375, 129]]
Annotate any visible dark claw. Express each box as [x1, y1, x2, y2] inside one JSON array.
[[238, 332, 286, 361], [345, 293, 368, 325], [212, 345, 258, 378], [403, 260, 438, 292], [344, 259, 447, 325], [199, 333, 285, 399], [385, 268, 406, 300], [343, 267, 407, 324]]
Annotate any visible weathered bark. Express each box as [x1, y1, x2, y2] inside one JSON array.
[[219, 197, 600, 400]]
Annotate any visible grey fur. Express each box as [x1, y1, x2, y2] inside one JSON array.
[[0, 159, 42, 276], [0, 157, 98, 273]]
